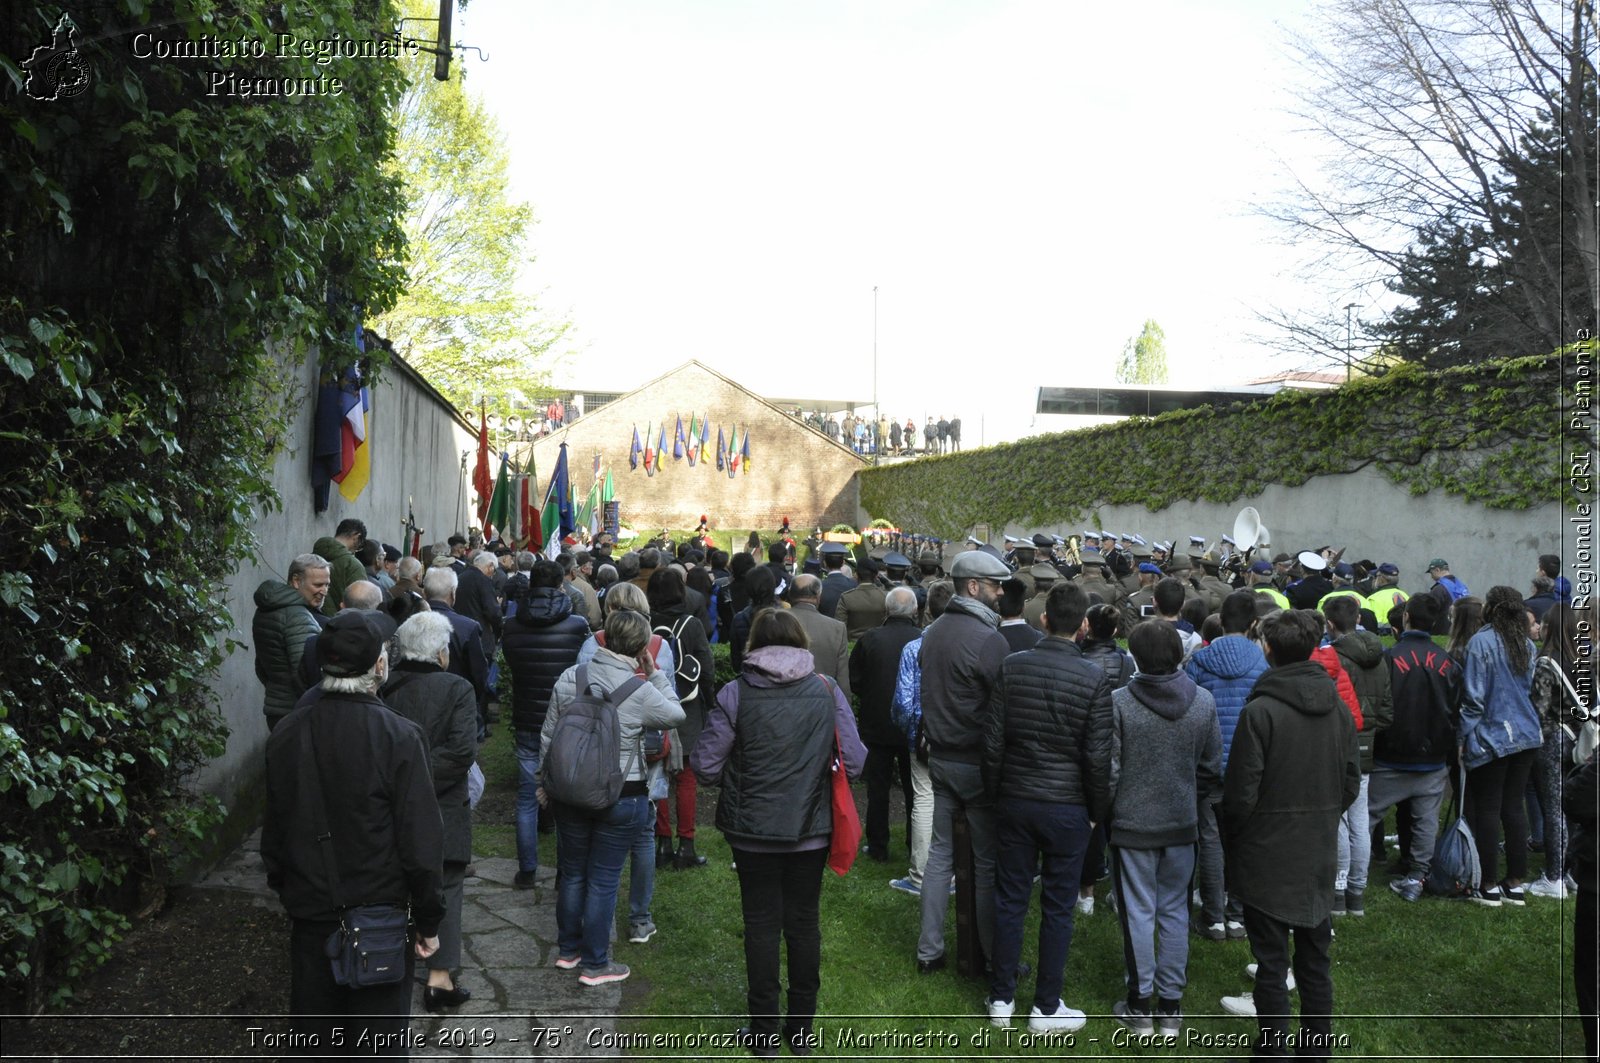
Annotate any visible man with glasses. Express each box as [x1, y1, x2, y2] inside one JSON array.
[[915, 550, 1012, 979]]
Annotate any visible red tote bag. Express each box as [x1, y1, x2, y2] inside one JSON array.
[[827, 729, 862, 876]]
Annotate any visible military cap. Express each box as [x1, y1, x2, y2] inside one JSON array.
[[1138, 562, 1162, 574], [1030, 562, 1060, 582], [1249, 560, 1273, 575], [1080, 549, 1107, 567], [819, 541, 848, 556], [1032, 533, 1054, 549], [885, 551, 912, 570]]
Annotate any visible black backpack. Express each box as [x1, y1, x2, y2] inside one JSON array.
[[653, 616, 704, 704]]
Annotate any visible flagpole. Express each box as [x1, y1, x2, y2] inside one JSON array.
[[872, 285, 879, 467]]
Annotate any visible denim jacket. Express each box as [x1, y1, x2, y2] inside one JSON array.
[[1459, 626, 1541, 770]]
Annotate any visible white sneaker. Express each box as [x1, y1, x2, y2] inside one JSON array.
[[1527, 876, 1568, 899], [1028, 1000, 1087, 1033], [1245, 962, 1296, 992], [1220, 992, 1256, 1017], [1075, 894, 1095, 916], [986, 996, 1015, 1028]]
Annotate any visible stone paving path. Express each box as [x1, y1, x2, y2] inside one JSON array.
[[198, 831, 628, 1058]]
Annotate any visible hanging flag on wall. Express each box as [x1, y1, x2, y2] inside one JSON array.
[[629, 425, 642, 470], [741, 431, 752, 475], [686, 412, 699, 465], [699, 414, 710, 454], [643, 422, 655, 476], [715, 425, 726, 472], [658, 425, 668, 471], [673, 415, 685, 461], [728, 425, 740, 476], [332, 369, 371, 503]]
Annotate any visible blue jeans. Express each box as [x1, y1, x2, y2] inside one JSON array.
[[555, 794, 652, 969], [515, 730, 541, 874], [990, 797, 1091, 1010], [628, 802, 657, 926]]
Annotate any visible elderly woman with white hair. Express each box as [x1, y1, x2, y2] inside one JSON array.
[[380, 610, 480, 1011]]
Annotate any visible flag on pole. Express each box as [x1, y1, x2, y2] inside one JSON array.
[[643, 422, 655, 476], [629, 425, 642, 470], [716, 426, 726, 472], [485, 452, 511, 539], [673, 415, 685, 461], [525, 450, 543, 551], [472, 407, 492, 525], [699, 414, 710, 453], [404, 497, 422, 558], [730, 425, 741, 474], [601, 468, 615, 505], [658, 425, 668, 471], [686, 413, 699, 465], [540, 444, 571, 559], [741, 431, 752, 474]]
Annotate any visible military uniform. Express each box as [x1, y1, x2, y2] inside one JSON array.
[[835, 578, 889, 641], [1022, 563, 1058, 631], [1075, 551, 1123, 606]]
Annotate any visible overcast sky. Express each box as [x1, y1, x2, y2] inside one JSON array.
[[456, 0, 1337, 444]]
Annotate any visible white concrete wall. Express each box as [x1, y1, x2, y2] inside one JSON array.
[[195, 352, 475, 815], [994, 464, 1557, 599]]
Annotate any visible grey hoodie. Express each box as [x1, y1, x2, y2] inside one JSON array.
[[1107, 672, 1223, 849]]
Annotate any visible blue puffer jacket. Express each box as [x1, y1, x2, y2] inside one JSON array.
[[1459, 626, 1541, 770], [1184, 634, 1268, 771]]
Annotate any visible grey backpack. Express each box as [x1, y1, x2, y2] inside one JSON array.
[[542, 664, 644, 812]]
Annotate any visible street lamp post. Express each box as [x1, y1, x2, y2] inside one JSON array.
[[1343, 302, 1357, 382]]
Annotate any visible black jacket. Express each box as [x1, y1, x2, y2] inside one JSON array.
[[1081, 637, 1135, 690], [1376, 631, 1461, 769], [1564, 755, 1598, 896], [651, 606, 715, 754], [1333, 630, 1395, 772], [380, 662, 479, 865], [920, 598, 1011, 763], [425, 598, 490, 707], [1286, 575, 1333, 611], [849, 615, 924, 746], [983, 637, 1113, 817], [453, 565, 503, 654], [502, 587, 590, 733], [1222, 660, 1360, 927], [262, 690, 445, 934]]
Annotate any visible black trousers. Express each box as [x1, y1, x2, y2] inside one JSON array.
[[1579, 888, 1598, 1063], [864, 741, 912, 857], [731, 847, 828, 1040], [1465, 749, 1537, 888], [289, 919, 415, 1058], [1242, 906, 1334, 1059]]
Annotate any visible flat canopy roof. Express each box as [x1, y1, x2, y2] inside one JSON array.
[[1036, 385, 1279, 418]]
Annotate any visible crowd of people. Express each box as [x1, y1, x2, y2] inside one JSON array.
[[795, 408, 963, 456], [250, 516, 1597, 1060]]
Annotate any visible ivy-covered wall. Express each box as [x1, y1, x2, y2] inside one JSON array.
[[2, 0, 410, 1007], [859, 355, 1560, 537]]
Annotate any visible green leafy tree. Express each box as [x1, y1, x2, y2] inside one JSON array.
[[1116, 319, 1169, 384], [373, 5, 569, 412]]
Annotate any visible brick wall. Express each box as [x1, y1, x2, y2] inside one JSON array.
[[529, 362, 865, 532]]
